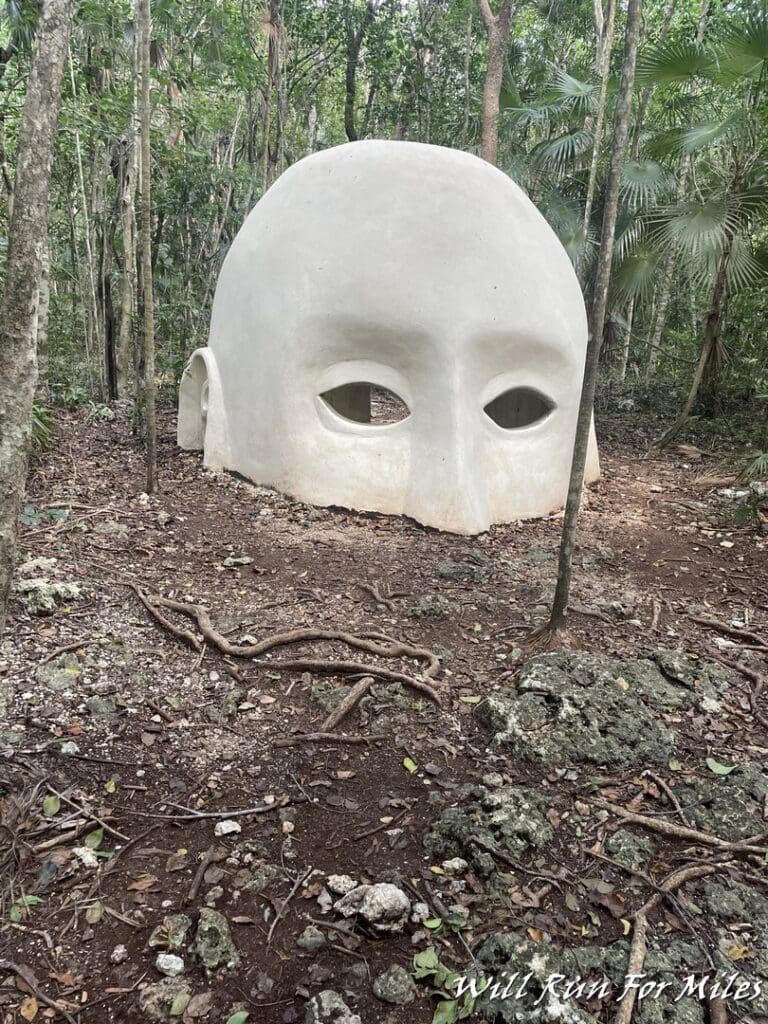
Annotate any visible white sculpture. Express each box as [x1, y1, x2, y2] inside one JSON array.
[[178, 140, 599, 535]]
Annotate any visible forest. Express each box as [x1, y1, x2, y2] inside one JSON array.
[[0, 0, 767, 1022]]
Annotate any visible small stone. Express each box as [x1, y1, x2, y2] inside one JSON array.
[[72, 846, 98, 868], [60, 740, 80, 755], [138, 978, 192, 1020], [156, 954, 185, 977], [372, 964, 417, 1005], [296, 924, 326, 954], [193, 907, 239, 971], [305, 990, 361, 1024], [214, 819, 241, 837], [333, 883, 410, 935], [148, 914, 192, 952], [110, 944, 128, 964], [411, 902, 430, 924], [326, 873, 358, 895], [441, 857, 469, 875]]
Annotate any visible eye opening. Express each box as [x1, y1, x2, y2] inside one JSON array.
[[484, 387, 554, 429], [319, 383, 410, 425]]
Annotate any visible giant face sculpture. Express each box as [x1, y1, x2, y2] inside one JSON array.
[[178, 140, 599, 534]]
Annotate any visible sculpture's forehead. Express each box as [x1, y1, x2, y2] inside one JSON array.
[[221, 141, 585, 354]]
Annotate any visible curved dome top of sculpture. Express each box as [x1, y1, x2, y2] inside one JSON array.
[[178, 139, 599, 535]]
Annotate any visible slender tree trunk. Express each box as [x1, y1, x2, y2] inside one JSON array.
[[618, 296, 635, 381], [461, 4, 473, 148], [549, 0, 642, 633], [137, 0, 157, 493], [117, 128, 138, 395], [576, 0, 616, 283], [0, 0, 74, 637], [344, 1, 377, 143], [477, 0, 513, 166]]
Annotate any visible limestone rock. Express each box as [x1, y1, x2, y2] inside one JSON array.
[[155, 954, 184, 977], [13, 577, 87, 615], [326, 874, 358, 895], [296, 924, 327, 954], [305, 989, 362, 1024], [424, 784, 553, 877], [334, 883, 410, 935], [138, 978, 192, 1020], [193, 908, 239, 970], [36, 653, 82, 691], [372, 964, 417, 1004], [606, 829, 655, 871], [148, 914, 192, 952], [672, 764, 768, 841], [476, 652, 682, 768]]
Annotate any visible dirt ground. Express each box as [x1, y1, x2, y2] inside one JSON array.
[[1, 408, 766, 1024]]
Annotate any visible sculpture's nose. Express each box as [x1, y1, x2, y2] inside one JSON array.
[[404, 392, 491, 535]]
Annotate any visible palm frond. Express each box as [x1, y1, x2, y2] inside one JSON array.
[[531, 128, 594, 171], [636, 38, 713, 87], [621, 159, 675, 208], [613, 244, 663, 302], [715, 9, 768, 86], [647, 195, 740, 260], [552, 69, 598, 115]]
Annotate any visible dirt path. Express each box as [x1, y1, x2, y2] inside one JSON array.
[[1, 410, 766, 1024]]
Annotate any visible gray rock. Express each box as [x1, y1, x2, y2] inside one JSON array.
[[13, 577, 87, 615], [606, 829, 655, 871], [148, 914, 192, 952], [436, 559, 490, 583], [334, 883, 411, 934], [0, 678, 12, 720], [424, 784, 553, 877], [36, 653, 82, 691], [372, 964, 417, 1005], [192, 908, 239, 970], [326, 874, 358, 895], [409, 594, 458, 619], [476, 652, 680, 768], [138, 978, 192, 1020], [672, 764, 768, 841], [297, 924, 327, 954], [243, 861, 283, 891], [305, 989, 362, 1024], [85, 694, 117, 716]]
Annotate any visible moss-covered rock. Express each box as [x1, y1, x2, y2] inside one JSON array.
[[672, 764, 767, 841]]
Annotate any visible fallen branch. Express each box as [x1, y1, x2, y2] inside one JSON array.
[[595, 799, 767, 855], [275, 732, 385, 747], [124, 797, 305, 821], [186, 844, 224, 905], [321, 677, 374, 731], [267, 865, 313, 946], [357, 581, 395, 612]]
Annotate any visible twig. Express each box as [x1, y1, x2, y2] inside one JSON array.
[[186, 844, 223, 905], [145, 698, 174, 723], [0, 960, 78, 1024], [321, 677, 373, 732], [641, 771, 692, 827], [470, 836, 566, 890], [38, 638, 99, 665], [275, 732, 385, 747], [357, 581, 395, 612], [595, 799, 768, 854], [267, 865, 313, 946], [352, 808, 408, 842], [124, 797, 305, 821], [45, 785, 131, 843]]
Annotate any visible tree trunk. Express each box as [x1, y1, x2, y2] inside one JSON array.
[[576, 0, 616, 283], [477, 0, 513, 166], [344, 1, 377, 143], [461, 4, 473, 148], [137, 0, 157, 493], [0, 0, 74, 637], [548, 0, 642, 633]]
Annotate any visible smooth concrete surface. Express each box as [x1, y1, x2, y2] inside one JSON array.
[[178, 139, 600, 534]]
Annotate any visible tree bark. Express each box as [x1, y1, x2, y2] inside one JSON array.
[[576, 0, 616, 283], [344, 0, 377, 143], [477, 0, 513, 166], [0, 0, 74, 637], [549, 0, 642, 633], [137, 0, 157, 492]]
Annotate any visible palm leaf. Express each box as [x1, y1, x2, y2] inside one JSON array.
[[647, 195, 740, 259], [715, 10, 768, 85], [621, 159, 675, 207], [613, 244, 662, 302], [636, 38, 713, 87], [552, 69, 598, 114], [531, 128, 594, 171]]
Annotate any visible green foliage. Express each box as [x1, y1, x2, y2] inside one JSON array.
[[31, 403, 52, 452], [412, 947, 480, 1023]]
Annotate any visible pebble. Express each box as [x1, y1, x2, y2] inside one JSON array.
[[156, 953, 185, 977], [214, 819, 242, 837], [110, 944, 128, 964]]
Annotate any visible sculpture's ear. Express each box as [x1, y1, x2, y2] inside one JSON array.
[[177, 348, 229, 469]]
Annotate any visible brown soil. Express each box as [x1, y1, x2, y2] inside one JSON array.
[[1, 408, 766, 1024]]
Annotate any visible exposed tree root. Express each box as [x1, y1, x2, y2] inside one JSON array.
[[690, 613, 768, 650], [709, 651, 768, 733], [275, 731, 385, 747], [131, 586, 442, 705], [321, 676, 374, 731], [595, 799, 768, 855]]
